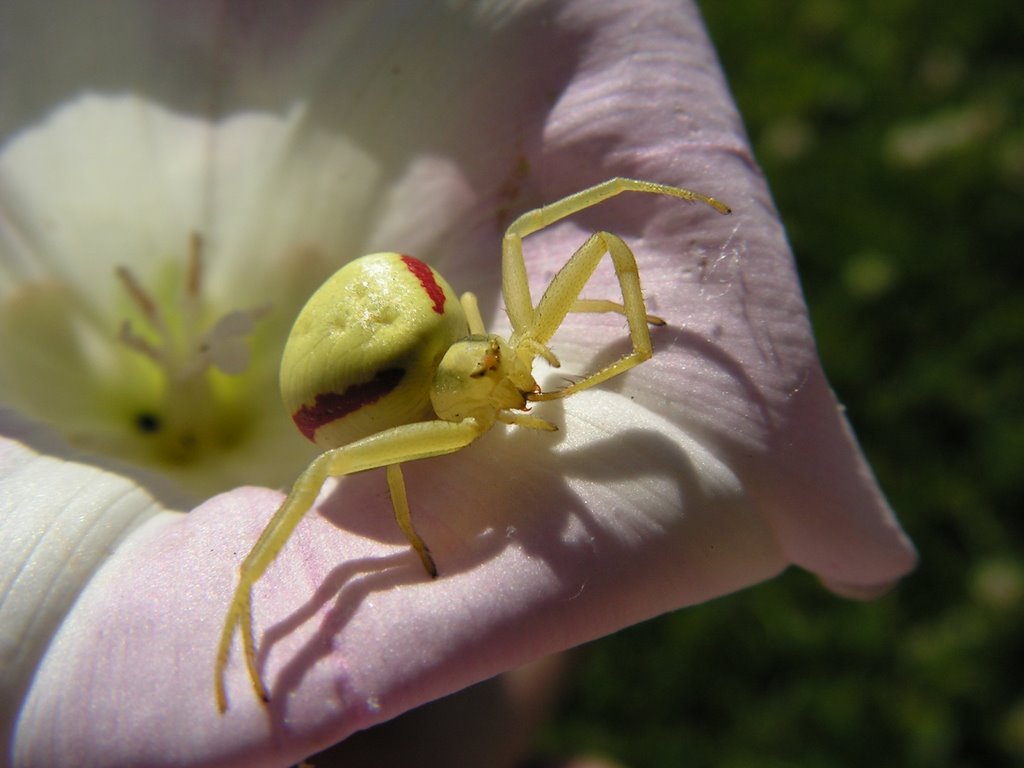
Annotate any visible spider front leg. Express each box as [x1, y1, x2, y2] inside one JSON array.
[[522, 230, 661, 400], [215, 453, 329, 710], [569, 297, 666, 327], [501, 177, 730, 400], [214, 417, 487, 712]]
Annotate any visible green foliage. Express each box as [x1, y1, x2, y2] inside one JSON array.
[[539, 1, 1024, 765]]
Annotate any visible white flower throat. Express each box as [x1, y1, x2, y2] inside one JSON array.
[[0, 94, 369, 498], [0, 234, 292, 502]]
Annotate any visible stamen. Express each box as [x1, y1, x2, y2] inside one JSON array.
[[186, 232, 203, 299], [117, 319, 165, 364], [181, 231, 204, 352], [116, 265, 161, 325], [185, 304, 272, 378]]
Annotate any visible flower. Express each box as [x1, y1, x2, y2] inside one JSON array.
[[1, 1, 915, 766]]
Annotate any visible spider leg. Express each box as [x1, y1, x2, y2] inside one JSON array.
[[386, 463, 436, 577], [215, 417, 487, 712], [501, 178, 728, 390], [498, 409, 557, 431], [460, 291, 486, 335], [523, 230, 657, 400], [570, 298, 666, 327], [502, 177, 728, 333], [215, 453, 331, 711]]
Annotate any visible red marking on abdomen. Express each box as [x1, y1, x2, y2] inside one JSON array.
[[400, 255, 446, 314], [292, 368, 405, 442]]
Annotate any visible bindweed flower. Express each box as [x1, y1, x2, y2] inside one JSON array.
[[0, 1, 916, 766]]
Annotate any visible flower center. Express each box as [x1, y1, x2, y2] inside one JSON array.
[[113, 233, 270, 469], [0, 231, 309, 499]]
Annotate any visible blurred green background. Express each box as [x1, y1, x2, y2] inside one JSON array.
[[537, 2, 1024, 766]]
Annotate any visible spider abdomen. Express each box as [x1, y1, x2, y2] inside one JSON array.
[[280, 253, 469, 450]]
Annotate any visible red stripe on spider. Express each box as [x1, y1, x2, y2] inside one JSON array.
[[400, 255, 446, 315], [292, 368, 405, 442]]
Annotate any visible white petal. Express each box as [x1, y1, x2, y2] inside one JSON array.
[[0, 411, 174, 750]]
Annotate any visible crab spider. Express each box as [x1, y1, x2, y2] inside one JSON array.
[[214, 177, 730, 712]]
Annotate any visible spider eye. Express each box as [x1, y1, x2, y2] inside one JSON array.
[[469, 339, 501, 378]]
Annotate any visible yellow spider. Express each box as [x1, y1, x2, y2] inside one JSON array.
[[214, 177, 730, 712]]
